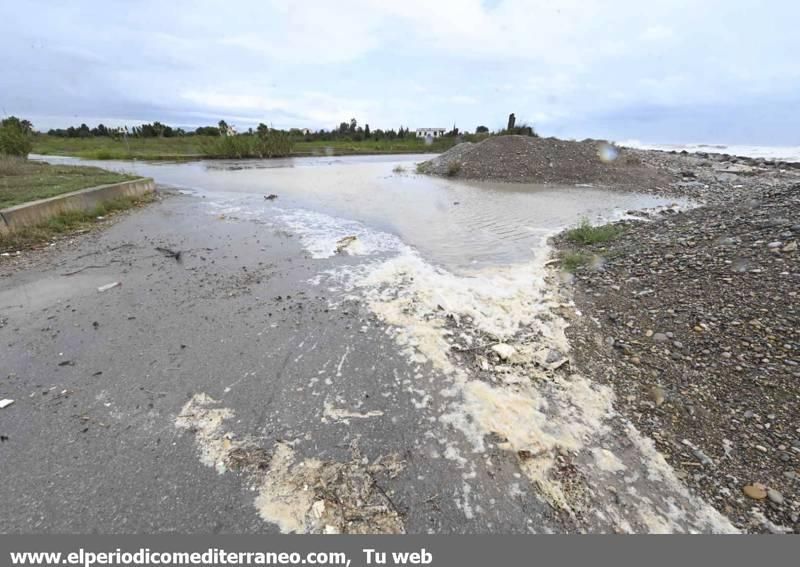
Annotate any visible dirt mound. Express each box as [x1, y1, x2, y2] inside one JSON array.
[[420, 135, 669, 187]]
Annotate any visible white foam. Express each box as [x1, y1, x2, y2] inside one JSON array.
[[276, 208, 405, 259]]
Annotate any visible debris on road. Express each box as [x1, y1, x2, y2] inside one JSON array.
[[155, 247, 182, 262], [0, 399, 14, 409], [177, 393, 406, 534], [97, 281, 121, 292], [61, 264, 110, 276], [335, 235, 358, 254], [491, 343, 516, 361]]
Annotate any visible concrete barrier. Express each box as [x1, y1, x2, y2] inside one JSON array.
[[0, 178, 155, 235]]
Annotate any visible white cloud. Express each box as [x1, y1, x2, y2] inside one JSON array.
[[3, 0, 799, 142]]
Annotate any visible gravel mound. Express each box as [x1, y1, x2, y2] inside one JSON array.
[[420, 135, 669, 187], [553, 181, 800, 533]]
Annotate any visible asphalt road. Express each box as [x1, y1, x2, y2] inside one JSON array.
[[0, 193, 553, 533]]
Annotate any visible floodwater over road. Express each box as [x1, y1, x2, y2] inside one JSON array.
[[35, 153, 678, 272], [10, 153, 737, 534]]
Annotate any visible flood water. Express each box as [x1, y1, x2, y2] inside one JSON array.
[[34, 153, 681, 272]]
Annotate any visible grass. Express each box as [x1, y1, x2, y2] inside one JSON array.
[[564, 218, 623, 245], [31, 134, 461, 160], [200, 132, 293, 158], [560, 251, 593, 272], [0, 157, 136, 208], [32, 135, 210, 160], [446, 161, 462, 177], [294, 137, 457, 156], [0, 193, 154, 252]]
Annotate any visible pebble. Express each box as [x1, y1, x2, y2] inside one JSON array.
[[766, 488, 783, 505], [743, 483, 767, 499], [649, 386, 665, 406], [652, 332, 668, 343], [491, 343, 516, 361]]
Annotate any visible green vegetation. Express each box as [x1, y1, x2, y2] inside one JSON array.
[[28, 114, 531, 161], [31, 134, 462, 160], [294, 137, 457, 155], [560, 251, 593, 272], [200, 130, 293, 158], [0, 117, 34, 158], [0, 193, 154, 252], [565, 218, 623, 245], [32, 135, 210, 160], [446, 161, 462, 177], [0, 157, 135, 208]]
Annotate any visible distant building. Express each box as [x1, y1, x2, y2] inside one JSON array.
[[415, 128, 446, 138]]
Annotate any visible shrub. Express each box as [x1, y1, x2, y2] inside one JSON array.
[[560, 251, 592, 272], [201, 132, 293, 158], [392, 164, 406, 173], [565, 218, 622, 245], [500, 122, 537, 137], [0, 121, 33, 157], [446, 161, 462, 177]]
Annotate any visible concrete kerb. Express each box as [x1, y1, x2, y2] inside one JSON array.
[[0, 178, 155, 235]]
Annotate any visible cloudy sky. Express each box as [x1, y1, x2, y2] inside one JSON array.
[[2, 0, 798, 144]]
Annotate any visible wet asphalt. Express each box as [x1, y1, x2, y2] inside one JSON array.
[[0, 193, 553, 533]]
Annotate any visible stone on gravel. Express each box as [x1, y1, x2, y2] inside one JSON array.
[[491, 343, 516, 361], [652, 332, 669, 343], [743, 483, 768, 500], [649, 386, 666, 406], [766, 488, 784, 505]]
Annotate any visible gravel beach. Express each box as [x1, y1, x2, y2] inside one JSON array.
[[551, 152, 800, 533]]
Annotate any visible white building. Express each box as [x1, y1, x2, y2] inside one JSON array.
[[416, 127, 446, 138]]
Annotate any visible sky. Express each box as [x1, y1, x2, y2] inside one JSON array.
[[1, 0, 799, 145]]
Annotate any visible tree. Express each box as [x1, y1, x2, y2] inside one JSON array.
[[256, 123, 269, 137], [364, 124, 370, 138], [0, 116, 33, 157], [349, 118, 357, 133], [476, 125, 489, 133], [195, 126, 220, 136], [218, 120, 229, 136]]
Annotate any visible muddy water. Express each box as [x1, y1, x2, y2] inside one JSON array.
[[35, 154, 681, 272], [31, 154, 740, 532]]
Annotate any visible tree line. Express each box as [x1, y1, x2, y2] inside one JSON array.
[[41, 118, 511, 141]]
